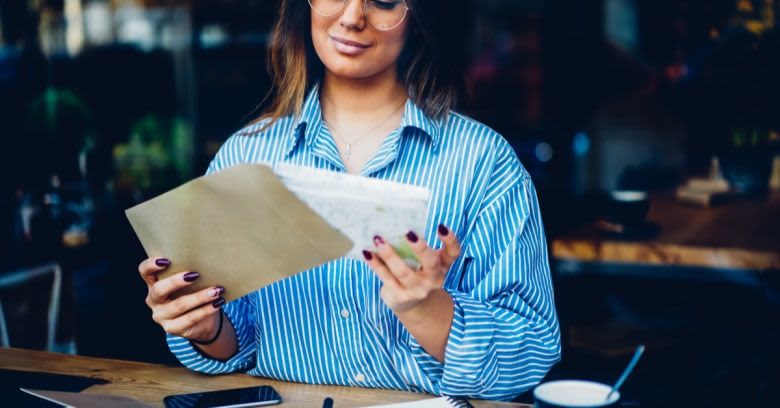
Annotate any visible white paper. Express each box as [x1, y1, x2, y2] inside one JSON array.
[[275, 163, 430, 264], [20, 388, 154, 408], [360, 397, 460, 408]]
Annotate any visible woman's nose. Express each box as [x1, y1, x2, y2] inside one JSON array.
[[340, 0, 367, 30]]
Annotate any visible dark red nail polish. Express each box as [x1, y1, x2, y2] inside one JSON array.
[[438, 224, 449, 236], [211, 287, 225, 297], [155, 258, 171, 267], [373, 235, 385, 246], [183, 272, 200, 282], [406, 231, 419, 243], [212, 298, 225, 308], [362, 250, 373, 261]]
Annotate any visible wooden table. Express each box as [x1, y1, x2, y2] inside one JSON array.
[[0, 348, 528, 408], [552, 192, 780, 271]]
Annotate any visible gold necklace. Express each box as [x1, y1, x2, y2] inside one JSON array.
[[324, 100, 406, 161]]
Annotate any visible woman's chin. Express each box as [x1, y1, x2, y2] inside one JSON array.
[[324, 65, 384, 81]]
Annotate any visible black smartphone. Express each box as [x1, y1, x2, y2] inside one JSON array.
[[163, 385, 282, 408]]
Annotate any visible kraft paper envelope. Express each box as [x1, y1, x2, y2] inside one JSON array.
[[21, 388, 154, 408], [125, 164, 353, 303]]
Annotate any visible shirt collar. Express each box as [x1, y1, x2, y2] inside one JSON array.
[[286, 83, 443, 157], [285, 84, 325, 156], [399, 98, 442, 150]]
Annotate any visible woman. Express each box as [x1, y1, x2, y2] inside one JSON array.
[[139, 0, 560, 401]]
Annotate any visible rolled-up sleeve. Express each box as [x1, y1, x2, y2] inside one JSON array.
[[167, 292, 258, 374], [394, 143, 561, 401]]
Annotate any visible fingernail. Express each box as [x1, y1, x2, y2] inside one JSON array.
[[362, 250, 373, 261], [438, 224, 449, 236], [155, 258, 171, 267], [373, 235, 385, 246], [406, 231, 419, 243], [211, 287, 225, 297], [212, 298, 225, 308], [183, 272, 200, 282]]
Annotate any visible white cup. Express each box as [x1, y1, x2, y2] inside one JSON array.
[[533, 380, 620, 408]]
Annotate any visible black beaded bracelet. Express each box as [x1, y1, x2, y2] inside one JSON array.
[[192, 310, 224, 346]]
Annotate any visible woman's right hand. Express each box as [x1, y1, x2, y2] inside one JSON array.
[[139, 257, 226, 342]]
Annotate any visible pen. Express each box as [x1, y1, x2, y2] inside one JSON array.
[[322, 397, 334, 408]]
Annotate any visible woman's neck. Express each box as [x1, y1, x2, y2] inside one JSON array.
[[320, 68, 407, 122]]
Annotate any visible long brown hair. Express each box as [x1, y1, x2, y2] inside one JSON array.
[[256, 0, 474, 127]]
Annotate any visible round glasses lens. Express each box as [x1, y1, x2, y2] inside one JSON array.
[[309, 0, 347, 16], [366, 0, 408, 30]]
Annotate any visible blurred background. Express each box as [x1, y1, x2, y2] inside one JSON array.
[[1, 0, 778, 407]]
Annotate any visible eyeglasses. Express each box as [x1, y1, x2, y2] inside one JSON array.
[[308, 0, 410, 31]]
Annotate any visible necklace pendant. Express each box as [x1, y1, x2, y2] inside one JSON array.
[[344, 143, 352, 161]]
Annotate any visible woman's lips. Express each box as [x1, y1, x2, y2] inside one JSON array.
[[330, 35, 370, 56]]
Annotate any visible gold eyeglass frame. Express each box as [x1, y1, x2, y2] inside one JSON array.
[[308, 0, 410, 31]]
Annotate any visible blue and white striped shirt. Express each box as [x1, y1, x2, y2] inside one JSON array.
[[167, 85, 561, 401]]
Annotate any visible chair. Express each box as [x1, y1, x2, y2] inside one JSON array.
[[0, 263, 67, 352]]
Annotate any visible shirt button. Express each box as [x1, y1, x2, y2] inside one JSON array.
[[340, 308, 350, 318], [354, 373, 366, 383]]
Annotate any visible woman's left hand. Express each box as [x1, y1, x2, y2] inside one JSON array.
[[363, 224, 461, 314]]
